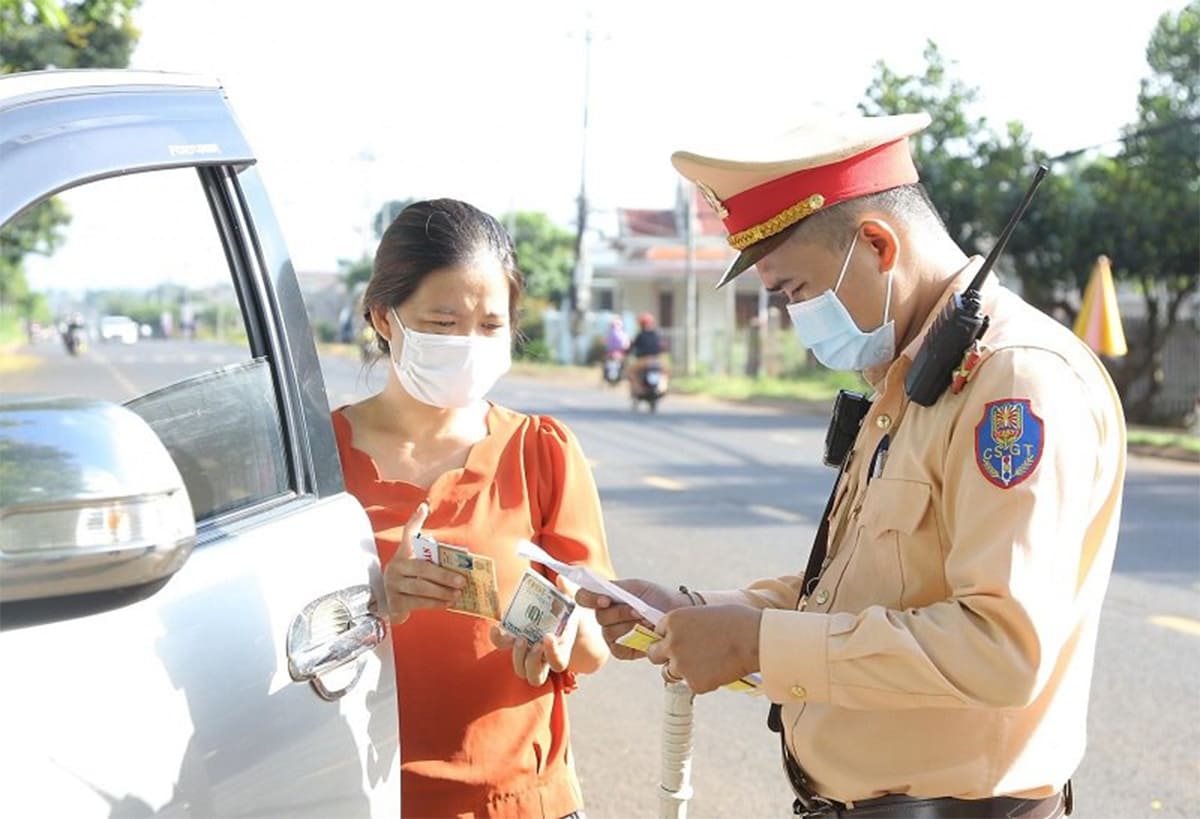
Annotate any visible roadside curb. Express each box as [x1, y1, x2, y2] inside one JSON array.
[[506, 364, 1198, 464], [1126, 444, 1200, 464]]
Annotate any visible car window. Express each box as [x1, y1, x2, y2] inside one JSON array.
[[1, 167, 291, 525]]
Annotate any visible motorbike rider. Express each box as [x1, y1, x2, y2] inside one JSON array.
[[626, 312, 665, 394], [603, 316, 630, 383], [62, 312, 86, 355]]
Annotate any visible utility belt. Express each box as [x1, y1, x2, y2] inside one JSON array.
[[787, 786, 1071, 819], [771, 709, 1071, 818]]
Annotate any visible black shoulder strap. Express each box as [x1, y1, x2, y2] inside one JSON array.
[[768, 459, 847, 734]]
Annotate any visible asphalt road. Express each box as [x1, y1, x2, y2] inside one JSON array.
[[7, 339, 1198, 818]]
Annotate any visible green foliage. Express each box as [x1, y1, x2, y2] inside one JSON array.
[[0, 198, 70, 312], [672, 370, 866, 404], [339, 254, 373, 294], [0, 0, 142, 326], [505, 211, 574, 302], [514, 295, 553, 361], [862, 21, 1200, 423], [860, 42, 990, 251], [95, 291, 165, 327], [1098, 1, 1200, 419], [313, 319, 338, 344], [1, 0, 141, 74]]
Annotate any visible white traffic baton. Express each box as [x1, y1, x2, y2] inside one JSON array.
[[658, 669, 696, 819]]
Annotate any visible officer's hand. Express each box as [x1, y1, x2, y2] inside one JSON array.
[[644, 605, 762, 694], [575, 579, 690, 661]]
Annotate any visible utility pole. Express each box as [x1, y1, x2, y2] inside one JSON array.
[[568, 22, 594, 364], [682, 180, 698, 376], [756, 286, 769, 377]]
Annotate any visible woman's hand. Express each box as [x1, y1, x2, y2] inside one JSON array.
[[382, 503, 467, 625], [489, 575, 582, 687]]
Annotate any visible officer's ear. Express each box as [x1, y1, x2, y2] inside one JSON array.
[[859, 220, 900, 274]]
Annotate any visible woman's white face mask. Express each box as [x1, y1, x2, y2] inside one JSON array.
[[388, 308, 512, 408]]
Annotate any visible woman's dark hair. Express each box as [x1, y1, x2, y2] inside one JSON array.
[[362, 198, 523, 355]]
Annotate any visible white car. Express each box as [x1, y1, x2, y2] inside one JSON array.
[[0, 70, 400, 818], [99, 314, 140, 343]]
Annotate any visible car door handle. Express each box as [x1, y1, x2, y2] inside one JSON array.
[[287, 585, 387, 700]]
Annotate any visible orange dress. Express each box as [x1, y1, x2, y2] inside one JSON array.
[[333, 405, 613, 819]]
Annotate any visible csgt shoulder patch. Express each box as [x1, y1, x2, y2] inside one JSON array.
[[974, 398, 1044, 489]]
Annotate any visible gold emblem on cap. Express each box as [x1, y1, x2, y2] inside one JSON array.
[[727, 194, 825, 251], [695, 180, 729, 219]]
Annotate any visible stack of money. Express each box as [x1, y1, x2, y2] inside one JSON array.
[[501, 570, 576, 644], [414, 533, 501, 620]]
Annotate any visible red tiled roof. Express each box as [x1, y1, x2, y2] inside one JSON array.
[[617, 189, 729, 239]]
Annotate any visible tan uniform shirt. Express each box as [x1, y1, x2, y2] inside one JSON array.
[[706, 260, 1126, 803]]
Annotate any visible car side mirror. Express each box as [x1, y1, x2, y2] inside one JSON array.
[[0, 396, 196, 612]]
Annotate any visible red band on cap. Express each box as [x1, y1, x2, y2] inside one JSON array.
[[722, 139, 919, 235]]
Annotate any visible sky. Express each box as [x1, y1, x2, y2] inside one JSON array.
[[28, 0, 1190, 285]]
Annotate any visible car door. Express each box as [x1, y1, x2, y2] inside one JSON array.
[[0, 71, 400, 817]]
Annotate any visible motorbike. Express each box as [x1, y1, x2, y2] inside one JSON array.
[[62, 323, 85, 357], [602, 350, 625, 385], [629, 356, 668, 412]]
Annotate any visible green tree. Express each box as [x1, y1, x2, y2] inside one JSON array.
[[0, 196, 69, 313], [0, 0, 142, 323], [859, 42, 1078, 313], [506, 211, 574, 302], [860, 42, 992, 251], [339, 255, 373, 294], [861, 27, 1200, 424], [1094, 2, 1200, 421], [1, 0, 141, 74]]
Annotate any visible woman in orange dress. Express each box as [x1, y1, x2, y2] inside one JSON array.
[[335, 198, 612, 818]]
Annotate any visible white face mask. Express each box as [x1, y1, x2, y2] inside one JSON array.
[[388, 309, 512, 408], [786, 233, 896, 372]]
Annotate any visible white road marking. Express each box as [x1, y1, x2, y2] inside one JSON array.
[[643, 476, 686, 491], [1148, 615, 1200, 637], [748, 504, 805, 523], [769, 433, 803, 446], [93, 353, 140, 396]]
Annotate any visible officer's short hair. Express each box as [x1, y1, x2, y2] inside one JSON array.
[[796, 183, 948, 252]]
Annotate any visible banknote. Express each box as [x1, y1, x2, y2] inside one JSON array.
[[501, 570, 576, 644], [436, 542, 501, 621]]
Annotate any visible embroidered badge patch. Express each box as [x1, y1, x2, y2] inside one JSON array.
[[974, 398, 1044, 489]]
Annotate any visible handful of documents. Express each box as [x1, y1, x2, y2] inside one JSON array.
[[414, 533, 501, 621], [516, 539, 665, 624]]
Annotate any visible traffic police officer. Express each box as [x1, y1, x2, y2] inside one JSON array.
[[578, 112, 1125, 817]]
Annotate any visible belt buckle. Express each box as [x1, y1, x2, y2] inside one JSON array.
[[792, 794, 837, 817]]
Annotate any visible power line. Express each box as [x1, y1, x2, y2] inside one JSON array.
[[1047, 115, 1200, 163]]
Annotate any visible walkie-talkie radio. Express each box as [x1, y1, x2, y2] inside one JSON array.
[[824, 389, 871, 467], [905, 165, 1049, 407]]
